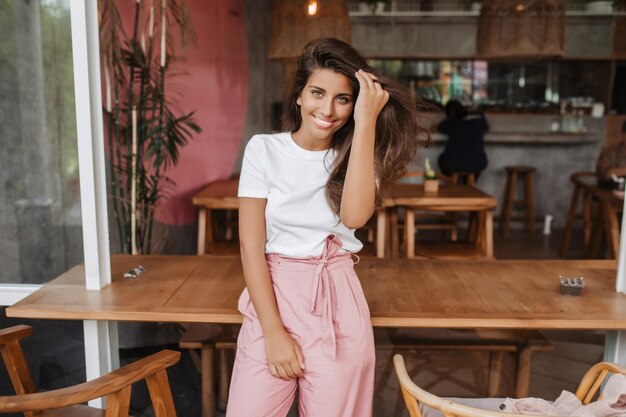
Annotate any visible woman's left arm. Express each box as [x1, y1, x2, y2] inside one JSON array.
[[340, 69, 389, 229]]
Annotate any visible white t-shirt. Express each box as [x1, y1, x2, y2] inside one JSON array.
[[238, 132, 363, 258]]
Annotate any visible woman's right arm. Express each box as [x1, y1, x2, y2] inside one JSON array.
[[238, 197, 305, 380]]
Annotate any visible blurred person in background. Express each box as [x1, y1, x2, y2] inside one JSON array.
[[596, 120, 626, 189], [437, 99, 489, 181]]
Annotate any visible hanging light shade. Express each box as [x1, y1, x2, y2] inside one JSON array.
[[476, 0, 565, 60], [268, 0, 351, 61]]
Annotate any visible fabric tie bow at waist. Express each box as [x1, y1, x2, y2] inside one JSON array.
[[266, 235, 353, 360]]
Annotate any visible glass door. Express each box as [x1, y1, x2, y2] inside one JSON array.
[[0, 0, 83, 304]]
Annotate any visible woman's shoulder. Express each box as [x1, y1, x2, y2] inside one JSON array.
[[247, 132, 289, 146], [246, 132, 290, 152]]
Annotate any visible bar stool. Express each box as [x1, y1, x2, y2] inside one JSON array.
[[500, 166, 536, 237], [449, 171, 476, 186], [560, 171, 595, 258]]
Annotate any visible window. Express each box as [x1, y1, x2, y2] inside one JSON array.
[[0, 0, 82, 285], [369, 58, 613, 113]]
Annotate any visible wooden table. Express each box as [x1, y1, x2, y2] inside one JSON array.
[[7, 256, 625, 398], [8, 256, 624, 329], [192, 179, 239, 254], [377, 183, 497, 259], [194, 180, 497, 260]]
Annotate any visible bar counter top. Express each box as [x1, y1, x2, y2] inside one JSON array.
[[431, 131, 602, 144]]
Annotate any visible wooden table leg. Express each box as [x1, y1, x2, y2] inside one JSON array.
[[586, 202, 604, 258], [602, 200, 620, 260], [474, 211, 485, 246], [488, 351, 504, 397], [390, 208, 399, 258], [406, 208, 415, 259], [514, 344, 532, 398], [485, 210, 494, 259], [201, 342, 216, 417], [376, 209, 386, 258], [197, 208, 207, 255], [205, 210, 214, 254], [560, 185, 581, 257], [225, 209, 234, 241], [582, 191, 592, 246], [217, 349, 232, 410]]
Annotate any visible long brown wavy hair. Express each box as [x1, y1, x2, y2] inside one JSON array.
[[282, 38, 430, 215]]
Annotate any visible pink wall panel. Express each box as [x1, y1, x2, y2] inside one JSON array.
[[115, 0, 248, 225]]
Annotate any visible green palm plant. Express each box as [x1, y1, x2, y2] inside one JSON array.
[[98, 0, 200, 254]]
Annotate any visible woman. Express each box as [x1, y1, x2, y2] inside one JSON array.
[[226, 38, 428, 417], [437, 99, 489, 180]]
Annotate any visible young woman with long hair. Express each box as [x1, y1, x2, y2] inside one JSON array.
[[226, 38, 428, 417]]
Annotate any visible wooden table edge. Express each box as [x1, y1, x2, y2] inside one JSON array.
[[7, 306, 626, 330]]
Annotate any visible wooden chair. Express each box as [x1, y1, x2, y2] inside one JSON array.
[[0, 325, 180, 417], [394, 354, 626, 417]]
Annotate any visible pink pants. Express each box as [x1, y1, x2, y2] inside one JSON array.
[[226, 235, 375, 417]]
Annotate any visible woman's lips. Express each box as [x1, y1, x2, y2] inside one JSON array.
[[313, 115, 334, 128]]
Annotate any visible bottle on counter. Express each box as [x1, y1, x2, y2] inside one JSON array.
[[551, 117, 561, 132]]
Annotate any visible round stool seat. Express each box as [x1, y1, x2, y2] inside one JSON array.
[[505, 166, 536, 173]]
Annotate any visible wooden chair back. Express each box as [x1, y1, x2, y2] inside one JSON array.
[[0, 325, 180, 417], [393, 353, 626, 417], [575, 361, 626, 404]]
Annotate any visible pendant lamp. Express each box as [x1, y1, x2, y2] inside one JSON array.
[[476, 0, 565, 60], [269, 0, 351, 77]]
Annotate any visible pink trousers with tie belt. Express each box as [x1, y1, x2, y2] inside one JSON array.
[[226, 235, 375, 417]]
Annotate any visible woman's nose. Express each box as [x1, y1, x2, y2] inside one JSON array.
[[321, 98, 334, 117]]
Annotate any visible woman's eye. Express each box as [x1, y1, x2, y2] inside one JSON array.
[[311, 90, 323, 97], [336, 96, 352, 104]]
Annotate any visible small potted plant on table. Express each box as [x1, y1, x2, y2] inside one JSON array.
[[423, 158, 439, 193]]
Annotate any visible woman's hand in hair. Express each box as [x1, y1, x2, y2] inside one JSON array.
[[353, 69, 389, 126]]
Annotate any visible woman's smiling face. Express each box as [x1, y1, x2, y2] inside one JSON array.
[[292, 68, 355, 151]]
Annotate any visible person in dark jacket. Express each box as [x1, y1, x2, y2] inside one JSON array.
[[437, 100, 489, 180]]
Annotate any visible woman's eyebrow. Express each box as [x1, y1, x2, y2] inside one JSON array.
[[309, 85, 352, 96]]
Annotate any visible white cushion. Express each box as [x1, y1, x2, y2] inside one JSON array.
[[421, 397, 506, 417]]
